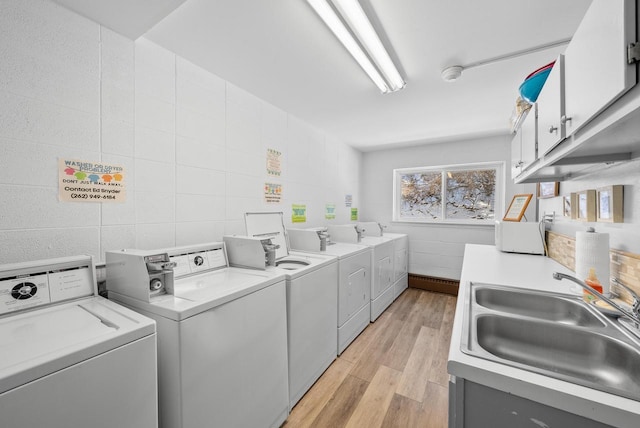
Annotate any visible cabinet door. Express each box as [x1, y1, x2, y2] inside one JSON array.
[[536, 56, 565, 156], [520, 103, 537, 170], [510, 128, 522, 179], [564, 0, 636, 137]]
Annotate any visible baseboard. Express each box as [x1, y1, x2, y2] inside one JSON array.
[[408, 274, 459, 296]]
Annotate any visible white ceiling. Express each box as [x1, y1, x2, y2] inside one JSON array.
[[53, 0, 592, 152]]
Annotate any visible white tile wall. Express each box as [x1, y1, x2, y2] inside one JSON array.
[[0, 0, 361, 262]]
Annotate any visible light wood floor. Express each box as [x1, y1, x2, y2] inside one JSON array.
[[283, 288, 457, 428]]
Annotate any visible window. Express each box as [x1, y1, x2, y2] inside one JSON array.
[[393, 162, 504, 224]]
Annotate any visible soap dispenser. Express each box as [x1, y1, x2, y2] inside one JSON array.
[[583, 268, 603, 304]]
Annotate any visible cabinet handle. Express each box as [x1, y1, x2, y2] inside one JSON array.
[[560, 115, 572, 125], [548, 125, 558, 134]]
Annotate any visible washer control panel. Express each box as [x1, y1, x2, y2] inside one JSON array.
[[0, 257, 95, 315]]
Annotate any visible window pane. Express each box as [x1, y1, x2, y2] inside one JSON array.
[[445, 169, 496, 220], [400, 172, 442, 219]]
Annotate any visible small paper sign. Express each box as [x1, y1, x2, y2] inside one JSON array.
[[325, 204, 336, 220], [264, 183, 282, 204], [351, 208, 358, 221], [267, 148, 282, 177], [59, 158, 126, 203], [292, 204, 307, 223], [345, 194, 352, 207]]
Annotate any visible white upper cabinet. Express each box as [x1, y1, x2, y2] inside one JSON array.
[[536, 55, 565, 156], [520, 104, 537, 171], [513, 0, 638, 183], [511, 104, 538, 180], [563, 0, 637, 137]]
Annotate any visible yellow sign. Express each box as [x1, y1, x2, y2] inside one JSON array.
[[292, 204, 307, 223]]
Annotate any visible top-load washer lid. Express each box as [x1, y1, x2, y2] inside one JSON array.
[[119, 267, 286, 321], [245, 212, 290, 260], [319, 242, 370, 259], [0, 297, 156, 394]]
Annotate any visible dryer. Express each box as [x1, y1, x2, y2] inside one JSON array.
[[225, 212, 338, 410], [358, 222, 409, 300], [288, 228, 371, 355], [106, 242, 289, 428], [0, 256, 157, 428], [328, 224, 396, 321]]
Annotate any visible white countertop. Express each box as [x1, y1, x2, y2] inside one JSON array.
[[448, 244, 640, 428]]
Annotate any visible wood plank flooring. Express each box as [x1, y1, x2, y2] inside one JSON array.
[[283, 288, 457, 428]]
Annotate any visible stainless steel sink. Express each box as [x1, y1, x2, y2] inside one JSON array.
[[475, 286, 605, 327], [462, 283, 640, 401]]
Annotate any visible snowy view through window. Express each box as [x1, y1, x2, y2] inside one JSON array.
[[400, 169, 496, 221]]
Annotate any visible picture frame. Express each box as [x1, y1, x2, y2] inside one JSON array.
[[563, 195, 571, 217], [537, 182, 559, 199], [570, 193, 578, 219], [576, 189, 596, 222], [503, 194, 533, 222], [596, 185, 623, 223]]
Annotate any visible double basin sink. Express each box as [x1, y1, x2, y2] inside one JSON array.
[[461, 283, 640, 402]]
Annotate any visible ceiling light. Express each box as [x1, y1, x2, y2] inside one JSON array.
[[441, 66, 463, 82], [307, 0, 405, 94]]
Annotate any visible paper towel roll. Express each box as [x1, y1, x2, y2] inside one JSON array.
[[575, 229, 610, 295]]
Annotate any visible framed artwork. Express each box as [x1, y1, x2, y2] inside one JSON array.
[[576, 190, 596, 222], [503, 194, 533, 222], [537, 182, 560, 199], [596, 185, 623, 223], [563, 195, 572, 217]]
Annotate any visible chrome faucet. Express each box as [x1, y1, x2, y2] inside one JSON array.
[[553, 272, 640, 327], [611, 277, 640, 320]]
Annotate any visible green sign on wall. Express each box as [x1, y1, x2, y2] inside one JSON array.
[[292, 204, 307, 223]]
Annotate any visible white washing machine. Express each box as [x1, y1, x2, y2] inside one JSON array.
[[226, 212, 339, 410], [288, 228, 371, 355], [106, 242, 289, 428], [0, 256, 157, 428], [358, 222, 409, 300], [328, 224, 396, 321]]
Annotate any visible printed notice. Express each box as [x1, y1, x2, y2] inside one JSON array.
[[325, 204, 336, 220], [59, 158, 126, 203], [345, 194, 353, 207], [264, 183, 282, 204], [267, 148, 282, 177], [351, 208, 358, 221], [292, 204, 307, 223]]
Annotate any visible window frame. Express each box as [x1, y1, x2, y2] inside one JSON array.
[[392, 161, 505, 225]]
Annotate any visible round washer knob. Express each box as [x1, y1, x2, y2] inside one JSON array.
[[149, 278, 163, 291]]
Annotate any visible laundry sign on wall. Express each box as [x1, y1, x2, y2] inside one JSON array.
[[264, 183, 282, 204], [58, 158, 126, 203], [292, 204, 306, 223], [266, 148, 282, 177], [325, 204, 336, 220]]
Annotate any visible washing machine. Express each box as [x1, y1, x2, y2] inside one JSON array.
[[106, 242, 289, 428], [328, 224, 397, 321], [288, 228, 371, 355], [358, 222, 409, 300], [0, 255, 157, 428], [225, 212, 338, 410]]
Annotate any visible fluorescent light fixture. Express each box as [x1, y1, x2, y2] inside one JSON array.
[[307, 0, 405, 93]]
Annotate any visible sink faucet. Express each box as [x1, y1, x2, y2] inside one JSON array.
[[611, 277, 640, 320], [553, 272, 640, 326]]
